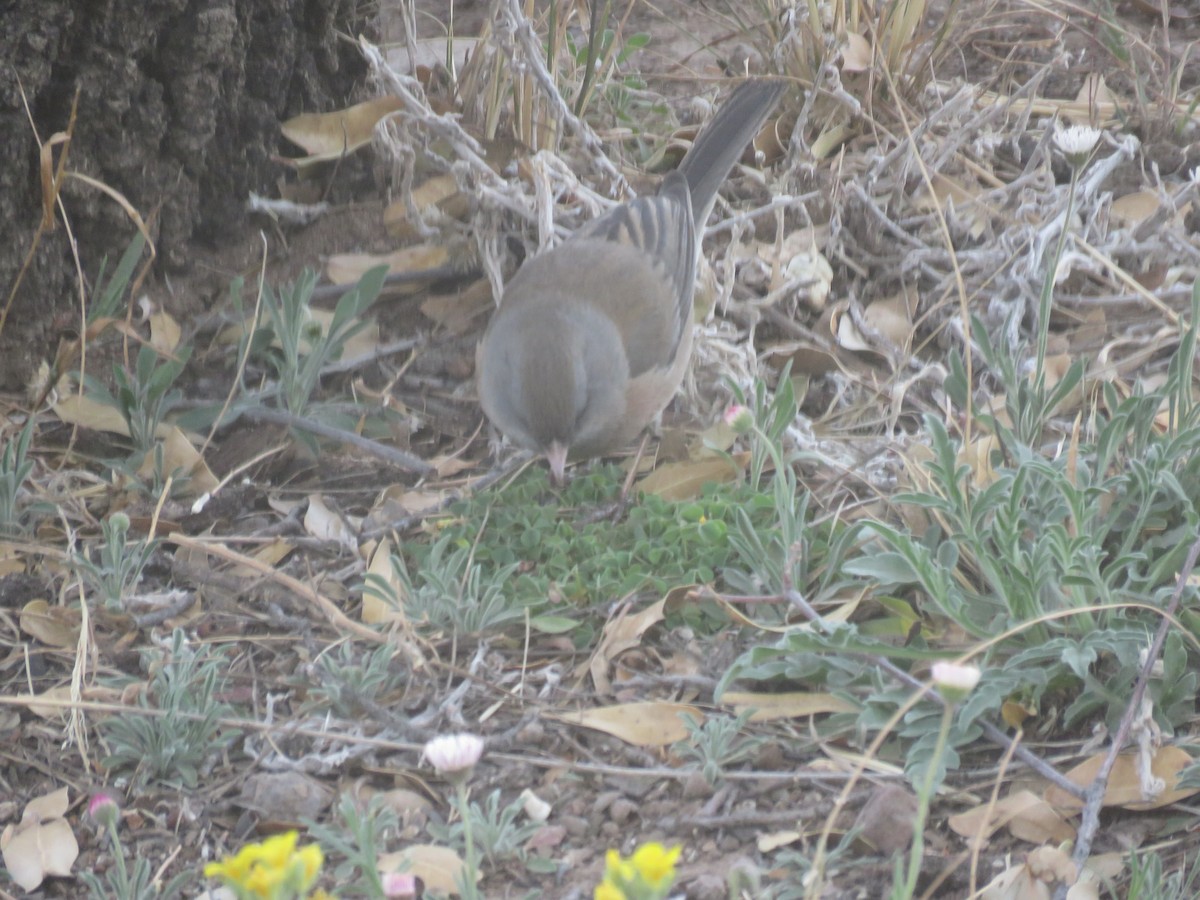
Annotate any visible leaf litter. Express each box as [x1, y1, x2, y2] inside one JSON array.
[[3, 0, 1200, 896]]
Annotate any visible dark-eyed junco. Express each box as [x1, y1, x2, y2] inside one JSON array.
[[478, 79, 785, 482]]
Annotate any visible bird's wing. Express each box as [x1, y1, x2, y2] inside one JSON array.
[[571, 170, 696, 372]]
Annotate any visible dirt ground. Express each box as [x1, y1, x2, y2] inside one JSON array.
[[3, 0, 1200, 898]]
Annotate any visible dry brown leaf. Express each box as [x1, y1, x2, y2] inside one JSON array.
[[841, 32, 873, 73], [137, 425, 220, 497], [1001, 698, 1037, 730], [26, 685, 75, 720], [427, 454, 476, 479], [1029, 845, 1083, 890], [757, 830, 801, 852], [721, 690, 858, 721], [376, 485, 448, 517], [0, 787, 78, 891], [958, 433, 999, 488], [660, 647, 703, 686], [22, 787, 70, 821], [362, 538, 405, 626], [51, 389, 217, 500], [378, 844, 471, 896], [370, 787, 435, 820], [979, 856, 1056, 900], [280, 96, 404, 167], [1111, 190, 1162, 227], [598, 598, 666, 655], [254, 539, 295, 567], [772, 340, 840, 377], [753, 228, 828, 290], [948, 790, 1075, 846], [0, 553, 24, 578], [780, 243, 833, 312], [693, 417, 738, 455], [637, 454, 743, 501], [919, 173, 990, 239], [304, 495, 357, 552], [316, 309, 384, 363], [326, 245, 450, 288], [588, 598, 667, 694], [1073, 73, 1114, 110], [421, 278, 494, 335], [222, 538, 295, 580], [979, 843, 1110, 900], [831, 294, 915, 363], [18, 600, 80, 649], [549, 701, 703, 747], [148, 309, 182, 354], [52, 390, 131, 436], [384, 174, 471, 240], [1044, 746, 1197, 812]]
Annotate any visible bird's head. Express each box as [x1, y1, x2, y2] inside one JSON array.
[[479, 302, 628, 484]]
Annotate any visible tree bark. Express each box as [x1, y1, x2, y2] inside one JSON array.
[[0, 0, 374, 390]]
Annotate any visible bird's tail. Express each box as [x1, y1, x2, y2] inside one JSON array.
[[676, 79, 786, 229]]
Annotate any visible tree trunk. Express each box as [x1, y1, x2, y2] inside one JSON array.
[[0, 0, 374, 390]]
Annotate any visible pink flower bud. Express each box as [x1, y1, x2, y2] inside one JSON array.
[[382, 871, 418, 897], [88, 791, 120, 829], [723, 404, 753, 434]]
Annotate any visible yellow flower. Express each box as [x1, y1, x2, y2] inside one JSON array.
[[258, 832, 302, 869], [604, 848, 636, 885], [594, 882, 627, 900], [598, 842, 682, 900], [629, 843, 680, 889], [295, 844, 324, 887], [203, 831, 324, 899], [245, 862, 287, 897], [204, 838, 272, 882]]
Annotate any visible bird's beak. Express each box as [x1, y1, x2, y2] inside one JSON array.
[[546, 442, 569, 486]]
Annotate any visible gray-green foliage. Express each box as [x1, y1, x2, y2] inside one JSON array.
[[88, 231, 147, 323], [80, 834, 193, 900], [427, 788, 548, 873], [250, 266, 386, 420], [72, 512, 159, 611], [86, 343, 190, 458], [374, 539, 527, 637], [672, 708, 765, 786], [722, 364, 865, 613], [722, 286, 1200, 788], [68, 233, 192, 490], [1124, 846, 1200, 900], [100, 629, 237, 789], [0, 417, 37, 536], [303, 641, 408, 717], [305, 793, 400, 899]]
